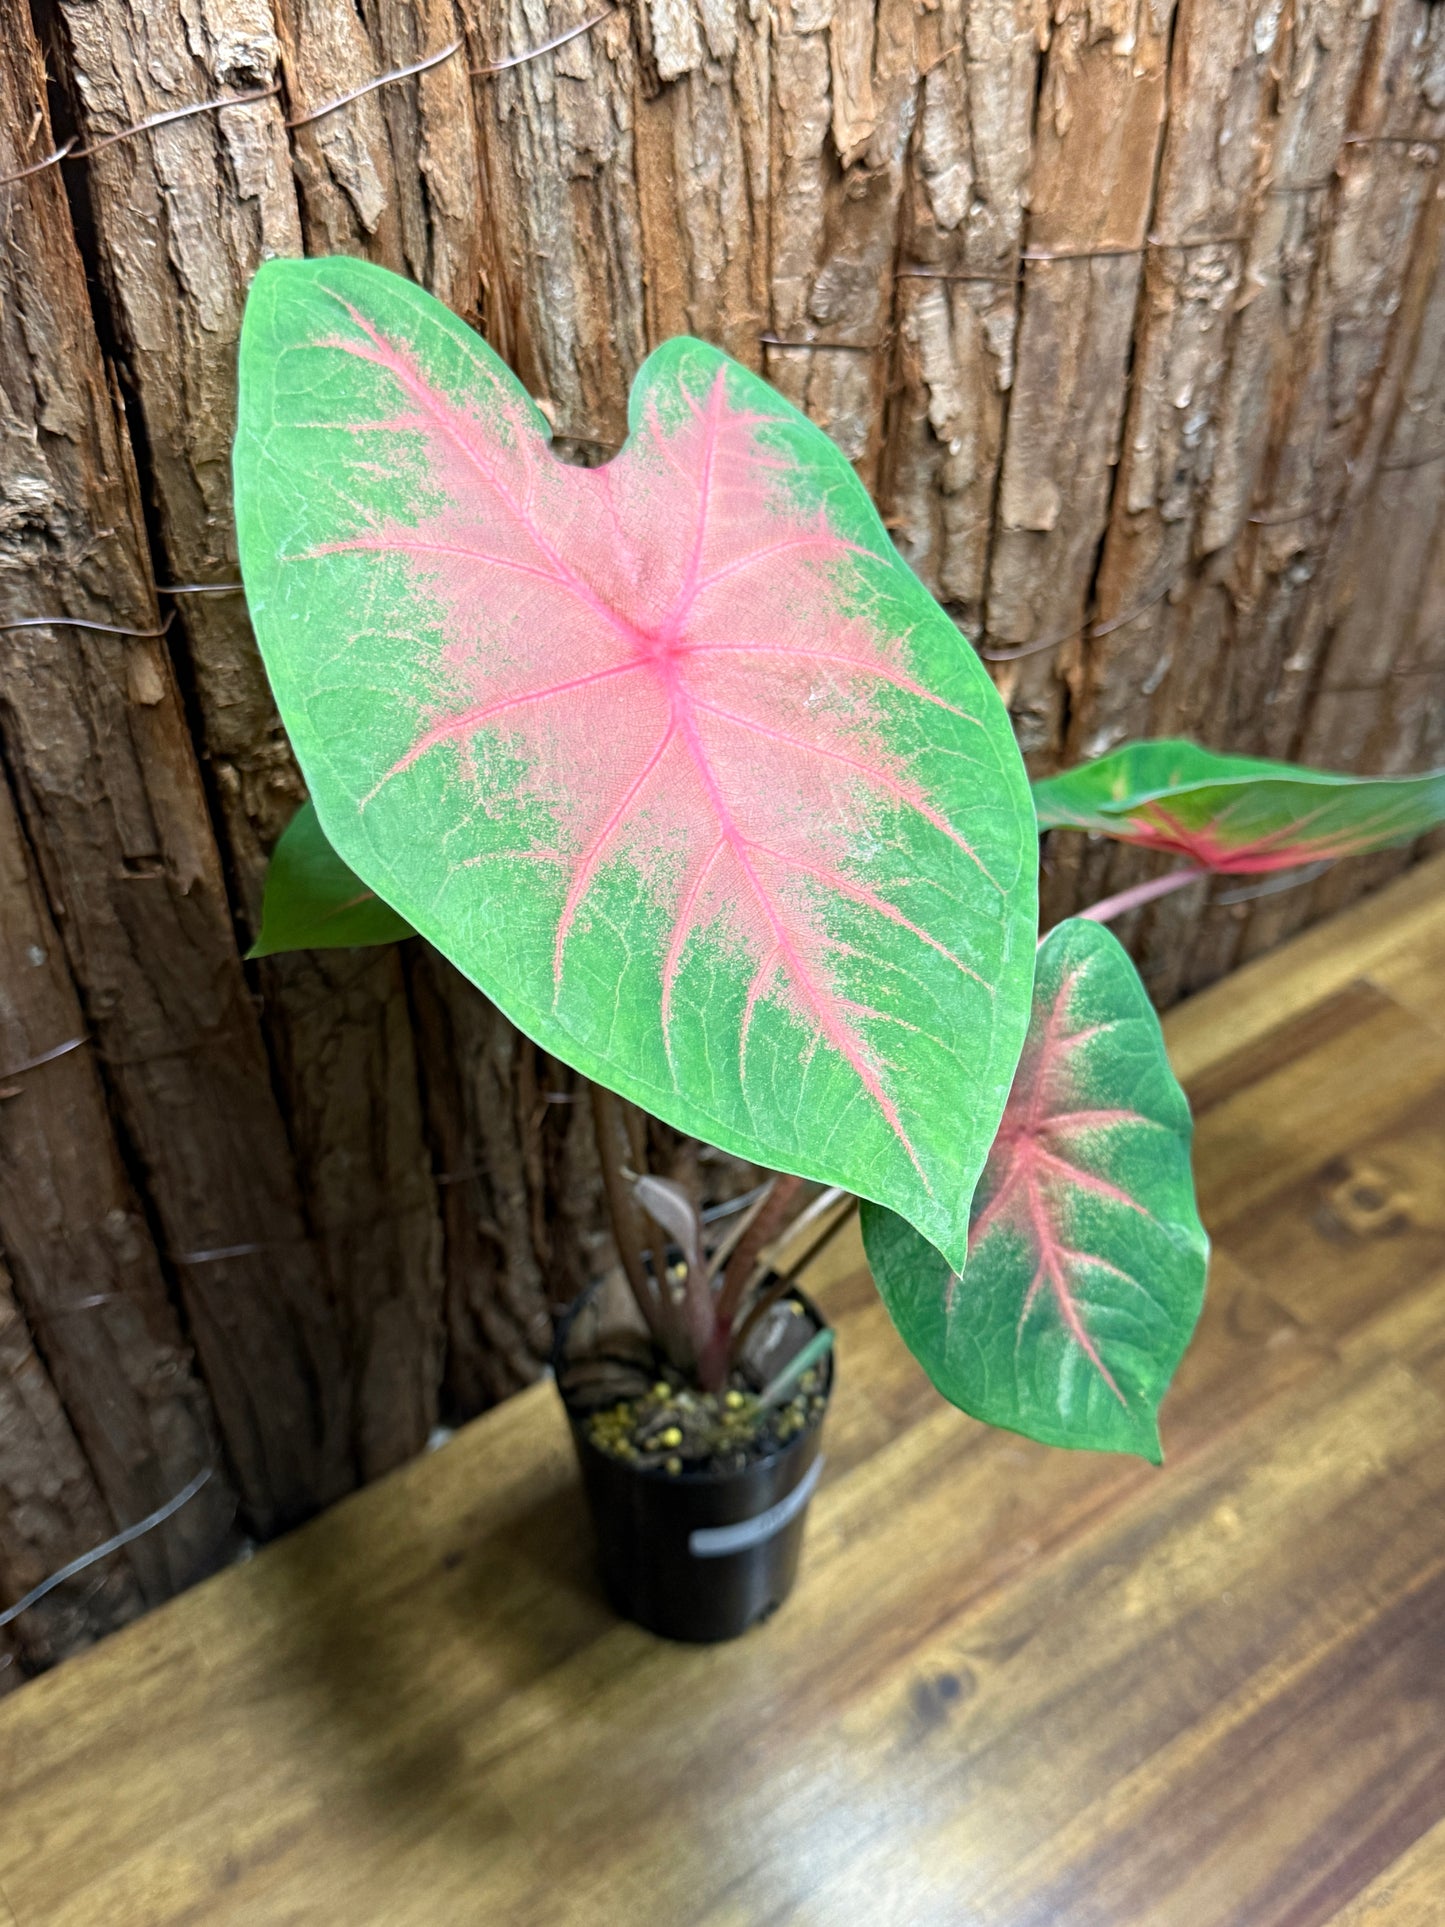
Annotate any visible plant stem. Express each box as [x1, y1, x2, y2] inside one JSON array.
[[716, 1174, 806, 1328], [696, 1173, 806, 1391], [1076, 865, 1206, 925], [589, 1084, 685, 1365], [729, 1194, 858, 1364]]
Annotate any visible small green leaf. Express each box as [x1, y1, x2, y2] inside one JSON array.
[[1033, 738, 1445, 874], [249, 801, 415, 957], [862, 918, 1207, 1460]]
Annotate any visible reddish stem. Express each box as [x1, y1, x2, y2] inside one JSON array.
[[716, 1175, 806, 1330], [1076, 865, 1205, 925], [729, 1195, 857, 1364], [694, 1175, 807, 1390], [589, 1084, 687, 1365]]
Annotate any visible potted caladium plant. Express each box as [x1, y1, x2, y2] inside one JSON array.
[[233, 256, 1445, 1640]]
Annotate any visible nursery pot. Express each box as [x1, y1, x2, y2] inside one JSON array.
[[553, 1274, 833, 1644]]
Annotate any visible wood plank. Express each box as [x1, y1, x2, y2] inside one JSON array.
[[1324, 1818, 1445, 1926], [489, 1357, 1445, 1926], [1364, 900, 1445, 1038], [1207, 1056, 1445, 1347], [0, 1247, 1362, 1925], [1191, 987, 1445, 1234], [1162, 854, 1445, 1089]]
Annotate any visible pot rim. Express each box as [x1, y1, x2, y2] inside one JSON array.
[[552, 1273, 834, 1489]]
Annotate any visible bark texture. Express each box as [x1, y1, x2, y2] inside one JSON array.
[[1, 0, 353, 1544], [2, 0, 1442, 1669]]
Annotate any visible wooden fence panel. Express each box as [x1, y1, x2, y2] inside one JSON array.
[[41, 0, 452, 1489], [1, 0, 357, 1544]]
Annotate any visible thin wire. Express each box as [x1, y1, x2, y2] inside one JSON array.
[[1214, 860, 1334, 905], [2, 92, 282, 187], [471, 8, 619, 76], [286, 38, 464, 129], [156, 580, 244, 595], [83, 86, 281, 156], [1342, 133, 1441, 151], [0, 9, 616, 192], [0, 612, 172, 639], [701, 1182, 770, 1224], [0, 1466, 214, 1631], [0, 1035, 89, 1081], [172, 1239, 299, 1266], [980, 581, 1174, 663], [0, 138, 76, 187], [896, 231, 1245, 289], [171, 1192, 439, 1265], [760, 334, 879, 353]]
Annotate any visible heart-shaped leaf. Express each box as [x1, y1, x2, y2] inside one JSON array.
[[861, 918, 1207, 1459], [1033, 739, 1445, 873], [249, 800, 415, 957], [234, 258, 1037, 1267]]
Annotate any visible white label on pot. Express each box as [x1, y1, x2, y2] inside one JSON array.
[[687, 1454, 825, 1559]]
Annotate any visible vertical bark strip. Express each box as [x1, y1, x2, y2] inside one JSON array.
[[0, 766, 234, 1605], [39, 0, 447, 1492], [408, 955, 598, 1414], [985, 0, 1178, 766], [0, 1250, 148, 1678], [1, 0, 355, 1547]]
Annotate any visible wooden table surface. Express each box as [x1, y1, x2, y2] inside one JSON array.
[[3, 857, 1444, 1927]]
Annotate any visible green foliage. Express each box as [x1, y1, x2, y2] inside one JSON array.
[[249, 801, 415, 957], [1033, 739, 1445, 874]]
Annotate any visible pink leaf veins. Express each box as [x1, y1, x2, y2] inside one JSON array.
[[964, 963, 1162, 1406], [1109, 796, 1426, 874], [300, 294, 1002, 1165]]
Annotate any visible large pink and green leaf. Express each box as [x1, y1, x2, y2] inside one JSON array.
[[233, 257, 1037, 1268], [1033, 738, 1445, 874], [861, 919, 1207, 1459]]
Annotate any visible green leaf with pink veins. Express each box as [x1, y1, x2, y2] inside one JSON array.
[[233, 257, 1037, 1269], [861, 919, 1207, 1460], [1033, 739, 1445, 874]]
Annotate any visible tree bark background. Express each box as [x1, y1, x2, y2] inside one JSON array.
[[1, 0, 1442, 1670]]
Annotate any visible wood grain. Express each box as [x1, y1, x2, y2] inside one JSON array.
[[1, 849, 1442, 1923]]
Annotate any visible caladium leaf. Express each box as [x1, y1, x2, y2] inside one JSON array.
[[234, 257, 1037, 1268], [1033, 738, 1445, 874], [249, 800, 415, 956], [861, 918, 1207, 1459]]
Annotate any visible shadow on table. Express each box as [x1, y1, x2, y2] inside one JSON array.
[[245, 1428, 626, 1859]]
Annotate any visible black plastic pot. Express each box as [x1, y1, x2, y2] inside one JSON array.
[[553, 1276, 833, 1643]]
